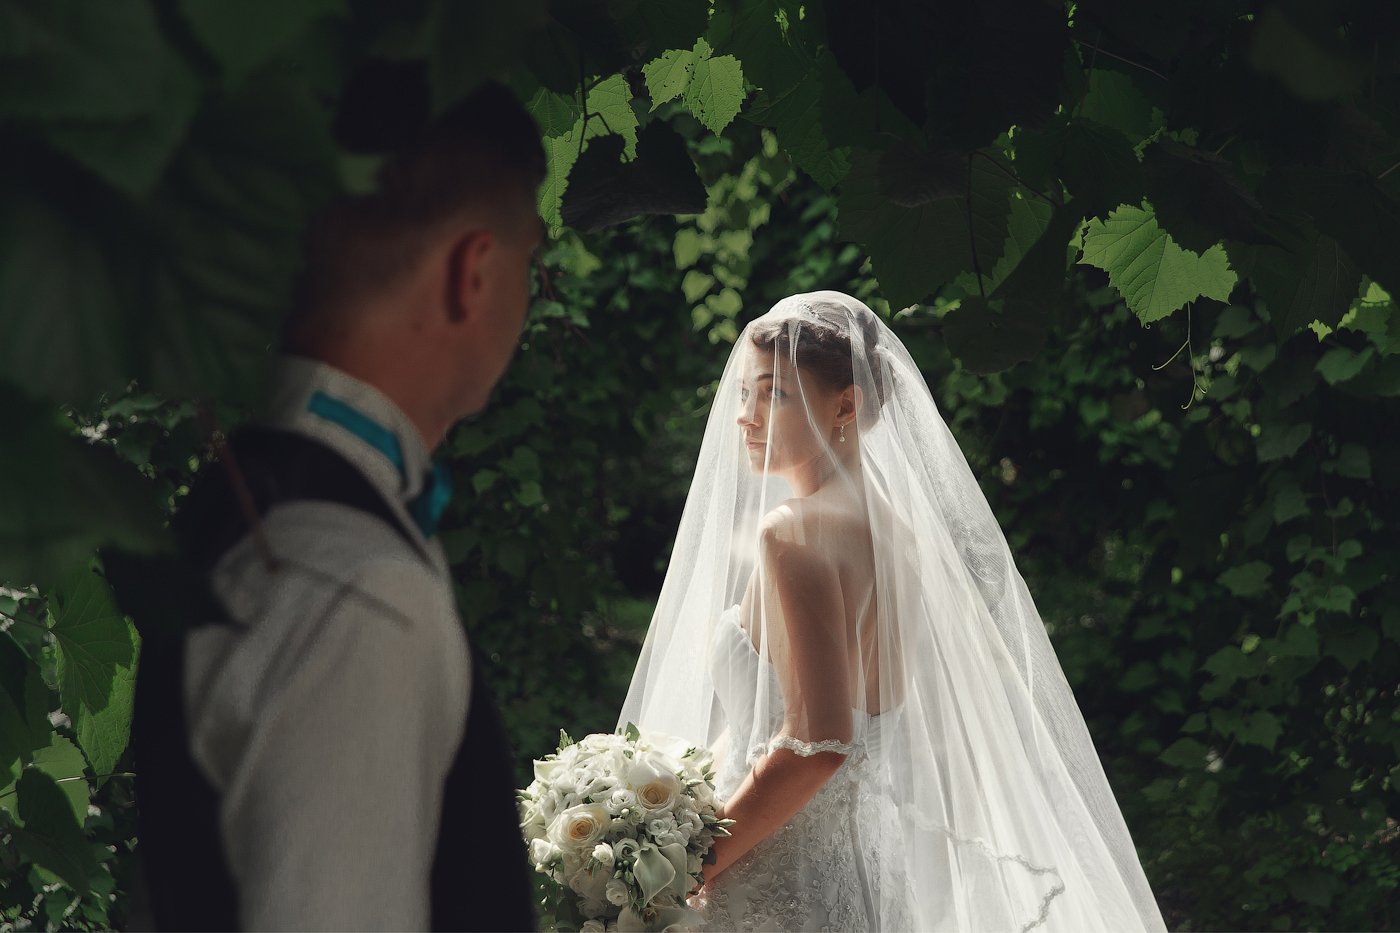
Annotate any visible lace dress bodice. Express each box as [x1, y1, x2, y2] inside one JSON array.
[[700, 607, 911, 932]]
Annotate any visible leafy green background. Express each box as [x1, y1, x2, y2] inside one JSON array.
[[2, 0, 1398, 929]]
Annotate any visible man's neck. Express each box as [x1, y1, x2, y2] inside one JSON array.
[[304, 344, 450, 454]]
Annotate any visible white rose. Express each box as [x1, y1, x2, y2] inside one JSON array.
[[591, 842, 615, 870], [605, 877, 630, 906], [629, 761, 682, 812], [581, 921, 607, 933], [549, 803, 610, 851]]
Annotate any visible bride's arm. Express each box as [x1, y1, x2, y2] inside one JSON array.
[[705, 518, 853, 878]]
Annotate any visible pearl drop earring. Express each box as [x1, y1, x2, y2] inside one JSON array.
[[839, 424, 847, 443]]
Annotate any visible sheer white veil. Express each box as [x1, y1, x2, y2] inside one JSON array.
[[619, 291, 1165, 932]]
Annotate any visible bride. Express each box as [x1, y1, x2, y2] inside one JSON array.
[[618, 291, 1166, 932]]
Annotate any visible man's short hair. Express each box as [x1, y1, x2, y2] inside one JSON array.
[[287, 71, 546, 350]]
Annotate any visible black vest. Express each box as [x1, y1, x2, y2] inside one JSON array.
[[121, 427, 536, 931]]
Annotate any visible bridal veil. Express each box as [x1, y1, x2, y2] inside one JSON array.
[[619, 291, 1165, 932]]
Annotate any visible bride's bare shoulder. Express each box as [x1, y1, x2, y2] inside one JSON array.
[[758, 496, 868, 560]]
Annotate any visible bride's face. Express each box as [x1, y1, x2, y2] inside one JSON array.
[[736, 346, 840, 475]]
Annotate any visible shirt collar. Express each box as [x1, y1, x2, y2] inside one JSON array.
[[264, 356, 434, 504]]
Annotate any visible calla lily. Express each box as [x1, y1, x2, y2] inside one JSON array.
[[659, 843, 691, 896], [633, 843, 676, 904]]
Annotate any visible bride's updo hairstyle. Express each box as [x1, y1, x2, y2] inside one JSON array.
[[747, 296, 889, 424]]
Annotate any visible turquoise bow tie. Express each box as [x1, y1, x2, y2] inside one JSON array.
[[306, 390, 453, 538]]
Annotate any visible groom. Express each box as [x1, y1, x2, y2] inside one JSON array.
[[133, 76, 543, 931]]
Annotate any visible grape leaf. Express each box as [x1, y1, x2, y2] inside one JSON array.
[[10, 769, 98, 891], [1079, 68, 1158, 144], [1256, 422, 1312, 462], [1079, 202, 1239, 324], [941, 297, 1048, 375], [1234, 232, 1360, 339], [684, 42, 746, 135], [644, 47, 697, 110], [526, 88, 582, 138], [1218, 561, 1272, 597], [47, 565, 141, 778], [582, 74, 639, 160], [28, 733, 88, 824], [839, 151, 971, 310], [1316, 346, 1374, 385], [538, 127, 583, 229]]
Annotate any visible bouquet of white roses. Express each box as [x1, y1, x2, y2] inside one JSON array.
[[519, 723, 732, 932]]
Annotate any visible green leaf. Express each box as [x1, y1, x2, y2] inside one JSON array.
[[942, 297, 1048, 375], [1333, 443, 1371, 479], [1142, 140, 1270, 255], [1325, 626, 1378, 670], [560, 123, 707, 232], [1078, 69, 1158, 144], [1316, 346, 1374, 385], [29, 733, 88, 825], [0, 636, 50, 787], [471, 469, 500, 495], [684, 44, 746, 135], [1256, 422, 1312, 462], [0, 0, 172, 121], [526, 88, 582, 138], [681, 270, 715, 303], [1160, 737, 1209, 769], [9, 769, 99, 891], [1218, 561, 1272, 597], [0, 386, 169, 587], [955, 189, 1054, 296], [428, 0, 546, 111], [515, 481, 545, 508], [583, 74, 640, 160], [1079, 202, 1239, 324], [744, 67, 851, 189], [47, 565, 141, 777], [1213, 708, 1284, 751], [1235, 232, 1360, 339], [178, 0, 344, 86], [538, 128, 583, 229], [644, 47, 697, 110], [1273, 624, 1319, 659], [1014, 118, 1141, 218], [839, 151, 970, 309], [1272, 480, 1308, 524], [1271, 168, 1400, 300], [673, 228, 707, 269], [37, 54, 201, 198]]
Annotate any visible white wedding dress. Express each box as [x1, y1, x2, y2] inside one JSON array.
[[699, 607, 912, 932], [621, 292, 1166, 932]]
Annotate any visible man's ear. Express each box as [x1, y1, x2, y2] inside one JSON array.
[[444, 229, 494, 323]]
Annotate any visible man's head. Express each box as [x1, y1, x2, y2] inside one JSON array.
[[287, 78, 546, 445]]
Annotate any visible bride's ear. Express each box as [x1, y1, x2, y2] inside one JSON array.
[[836, 385, 862, 427]]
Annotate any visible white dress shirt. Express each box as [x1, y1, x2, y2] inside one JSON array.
[[184, 357, 471, 931]]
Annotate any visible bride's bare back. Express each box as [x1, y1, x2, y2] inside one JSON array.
[[738, 482, 898, 717]]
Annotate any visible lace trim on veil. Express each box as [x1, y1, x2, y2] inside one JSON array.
[[928, 824, 1066, 933]]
